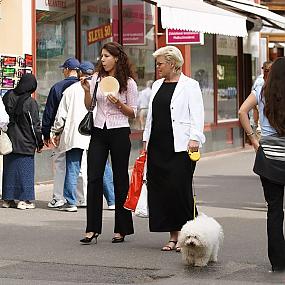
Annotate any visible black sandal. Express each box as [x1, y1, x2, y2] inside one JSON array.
[[161, 240, 177, 251]]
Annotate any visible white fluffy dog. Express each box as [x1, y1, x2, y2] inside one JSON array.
[[178, 213, 224, 267]]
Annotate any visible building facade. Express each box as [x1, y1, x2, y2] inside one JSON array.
[[1, 0, 284, 182]]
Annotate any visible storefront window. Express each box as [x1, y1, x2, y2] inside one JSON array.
[[216, 35, 238, 121], [191, 34, 214, 123], [36, 0, 76, 117], [81, 0, 117, 63], [122, 0, 156, 131]]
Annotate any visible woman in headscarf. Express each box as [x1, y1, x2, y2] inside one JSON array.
[[2, 74, 43, 210]]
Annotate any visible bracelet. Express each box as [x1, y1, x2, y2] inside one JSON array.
[[246, 132, 255, 136]]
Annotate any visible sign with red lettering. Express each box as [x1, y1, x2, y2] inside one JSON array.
[[87, 23, 113, 45], [36, 0, 66, 11], [167, 29, 204, 45]]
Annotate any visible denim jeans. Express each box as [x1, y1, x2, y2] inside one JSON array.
[[64, 148, 83, 205], [103, 160, 115, 206]]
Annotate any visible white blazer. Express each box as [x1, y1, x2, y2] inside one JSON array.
[[52, 81, 91, 153], [143, 73, 205, 152]]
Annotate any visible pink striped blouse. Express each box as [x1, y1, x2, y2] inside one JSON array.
[[89, 74, 138, 129]]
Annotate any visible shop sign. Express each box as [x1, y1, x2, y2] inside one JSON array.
[[166, 29, 204, 45], [113, 3, 146, 45], [36, 0, 66, 11], [87, 23, 112, 45]]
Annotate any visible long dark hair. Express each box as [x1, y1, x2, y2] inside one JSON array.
[[96, 42, 136, 93], [264, 57, 285, 136]]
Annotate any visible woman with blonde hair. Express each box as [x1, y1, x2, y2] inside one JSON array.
[[143, 46, 205, 251]]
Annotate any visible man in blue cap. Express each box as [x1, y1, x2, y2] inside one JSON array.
[[42, 57, 80, 208], [51, 61, 115, 211]]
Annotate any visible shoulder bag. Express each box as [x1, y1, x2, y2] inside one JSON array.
[[0, 129, 12, 155], [78, 79, 99, 136]]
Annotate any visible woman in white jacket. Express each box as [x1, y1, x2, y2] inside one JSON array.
[[143, 46, 205, 251]]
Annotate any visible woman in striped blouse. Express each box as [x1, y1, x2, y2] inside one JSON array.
[[239, 57, 285, 272], [80, 42, 138, 244]]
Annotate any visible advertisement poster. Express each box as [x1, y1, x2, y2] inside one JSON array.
[[2, 67, 16, 77], [0, 54, 33, 95], [87, 23, 113, 45], [25, 54, 33, 67], [112, 2, 145, 45], [2, 78, 14, 88], [2, 56, 17, 66]]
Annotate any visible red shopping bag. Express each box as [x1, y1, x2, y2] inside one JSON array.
[[124, 151, 147, 211]]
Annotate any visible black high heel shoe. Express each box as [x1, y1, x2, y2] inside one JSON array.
[[80, 233, 99, 244], [112, 235, 125, 243]]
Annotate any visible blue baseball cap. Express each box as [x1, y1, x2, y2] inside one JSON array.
[[59, 58, 80, 70], [79, 61, 95, 75]]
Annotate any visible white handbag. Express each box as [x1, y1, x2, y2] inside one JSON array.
[[134, 163, 149, 218], [0, 130, 12, 155]]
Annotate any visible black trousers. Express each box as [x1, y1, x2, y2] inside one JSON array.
[[86, 126, 134, 235], [260, 176, 285, 270]]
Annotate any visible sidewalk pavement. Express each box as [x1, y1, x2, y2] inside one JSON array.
[[0, 149, 285, 284]]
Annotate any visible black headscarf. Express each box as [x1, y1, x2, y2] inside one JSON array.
[[13, 73, 37, 115]]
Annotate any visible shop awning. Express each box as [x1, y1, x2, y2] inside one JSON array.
[[153, 0, 247, 37], [214, 0, 285, 30]]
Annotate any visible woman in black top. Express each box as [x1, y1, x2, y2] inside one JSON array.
[[143, 46, 205, 251], [2, 74, 43, 210]]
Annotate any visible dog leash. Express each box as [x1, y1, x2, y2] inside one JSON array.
[[188, 150, 201, 220]]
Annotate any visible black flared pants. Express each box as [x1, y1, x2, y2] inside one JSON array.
[[86, 126, 134, 235], [261, 176, 285, 270]]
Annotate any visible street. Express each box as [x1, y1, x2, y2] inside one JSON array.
[[0, 149, 285, 284]]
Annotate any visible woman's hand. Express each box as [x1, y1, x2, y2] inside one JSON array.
[[107, 93, 119, 104], [250, 136, 260, 152], [80, 77, 91, 93], [188, 140, 199, 153]]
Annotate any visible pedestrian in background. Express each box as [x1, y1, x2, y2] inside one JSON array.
[[80, 42, 138, 244], [239, 57, 285, 272], [42, 57, 80, 209], [142, 46, 205, 251], [2, 74, 43, 209], [137, 80, 153, 130], [250, 61, 272, 139], [52, 61, 115, 212]]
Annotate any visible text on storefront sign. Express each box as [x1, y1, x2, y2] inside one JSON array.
[[87, 24, 112, 45]]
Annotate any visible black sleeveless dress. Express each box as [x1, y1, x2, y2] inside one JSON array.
[[147, 82, 197, 232]]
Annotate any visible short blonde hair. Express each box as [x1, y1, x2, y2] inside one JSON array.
[[153, 46, 184, 73]]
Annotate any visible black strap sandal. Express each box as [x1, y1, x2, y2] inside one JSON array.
[[161, 240, 177, 251]]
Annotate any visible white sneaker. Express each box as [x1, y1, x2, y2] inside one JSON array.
[[48, 199, 65, 208], [108, 204, 115, 210], [25, 201, 35, 209], [17, 201, 27, 210]]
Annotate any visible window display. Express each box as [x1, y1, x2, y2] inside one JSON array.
[[216, 35, 238, 121], [36, 0, 76, 117], [191, 34, 214, 123]]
